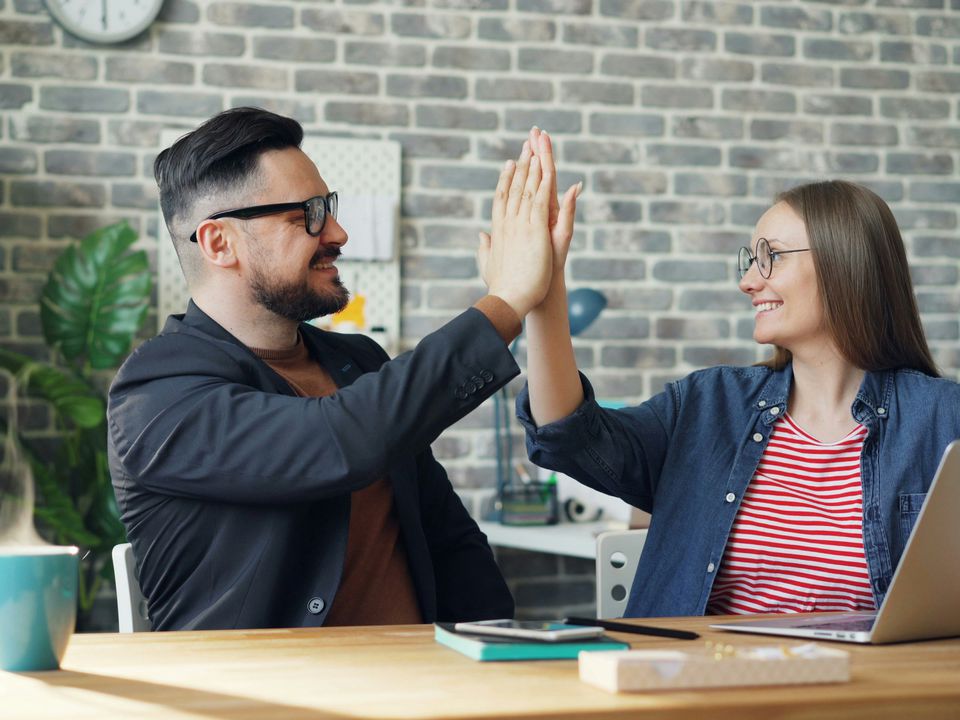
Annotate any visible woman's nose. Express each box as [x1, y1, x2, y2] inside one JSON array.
[[738, 261, 763, 294]]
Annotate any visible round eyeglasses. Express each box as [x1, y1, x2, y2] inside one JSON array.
[[737, 238, 810, 279], [189, 192, 338, 243]]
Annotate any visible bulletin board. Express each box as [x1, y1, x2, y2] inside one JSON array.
[[156, 132, 401, 353]]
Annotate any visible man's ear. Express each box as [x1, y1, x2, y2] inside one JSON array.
[[194, 220, 238, 268]]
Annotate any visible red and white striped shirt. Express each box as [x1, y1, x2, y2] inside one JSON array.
[[707, 414, 877, 615]]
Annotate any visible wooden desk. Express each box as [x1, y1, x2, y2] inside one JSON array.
[[3, 617, 959, 719]]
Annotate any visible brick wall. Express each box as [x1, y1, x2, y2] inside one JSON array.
[[2, 0, 959, 619]]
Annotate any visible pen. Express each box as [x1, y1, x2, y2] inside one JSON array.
[[564, 616, 700, 641]]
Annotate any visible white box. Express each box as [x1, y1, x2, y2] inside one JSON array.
[[579, 643, 850, 693]]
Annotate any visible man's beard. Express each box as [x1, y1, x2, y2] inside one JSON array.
[[249, 250, 350, 323]]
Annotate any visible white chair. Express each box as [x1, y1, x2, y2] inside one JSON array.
[[595, 529, 647, 619], [112, 543, 151, 632]]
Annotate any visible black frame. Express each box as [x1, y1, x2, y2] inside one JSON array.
[[190, 192, 338, 243], [737, 237, 810, 279]]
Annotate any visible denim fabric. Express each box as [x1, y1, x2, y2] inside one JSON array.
[[517, 364, 960, 618]]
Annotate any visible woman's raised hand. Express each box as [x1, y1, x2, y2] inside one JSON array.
[[527, 127, 580, 273]]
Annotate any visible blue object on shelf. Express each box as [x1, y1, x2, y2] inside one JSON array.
[[567, 288, 607, 337]]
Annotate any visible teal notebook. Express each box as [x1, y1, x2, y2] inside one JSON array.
[[434, 623, 629, 661]]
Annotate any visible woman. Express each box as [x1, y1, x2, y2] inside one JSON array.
[[498, 129, 960, 618]]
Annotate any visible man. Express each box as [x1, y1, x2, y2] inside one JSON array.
[[108, 107, 555, 630]]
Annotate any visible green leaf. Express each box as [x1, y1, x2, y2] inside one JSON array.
[[0, 348, 104, 429], [15, 440, 100, 548], [40, 221, 152, 370]]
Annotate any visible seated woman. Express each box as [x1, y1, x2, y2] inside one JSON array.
[[500, 128, 960, 618]]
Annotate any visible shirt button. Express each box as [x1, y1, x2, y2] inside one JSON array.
[[758, 400, 767, 408], [770, 406, 780, 416], [877, 407, 886, 415], [753, 432, 763, 442], [725, 492, 736, 503], [307, 597, 325, 615], [707, 562, 716, 573]]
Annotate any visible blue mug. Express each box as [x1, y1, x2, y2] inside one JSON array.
[[0, 546, 78, 672]]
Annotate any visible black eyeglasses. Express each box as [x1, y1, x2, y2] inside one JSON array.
[[189, 192, 338, 243], [737, 237, 810, 279]]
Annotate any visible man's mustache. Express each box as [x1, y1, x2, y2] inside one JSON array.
[[311, 246, 342, 265]]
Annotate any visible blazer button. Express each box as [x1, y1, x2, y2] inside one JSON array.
[[470, 374, 485, 388], [307, 597, 325, 615], [480, 369, 494, 382], [466, 381, 480, 394], [455, 386, 469, 400]]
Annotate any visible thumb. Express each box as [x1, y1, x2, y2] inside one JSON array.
[[554, 182, 580, 245]]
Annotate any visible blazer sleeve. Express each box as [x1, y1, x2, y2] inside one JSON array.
[[108, 308, 519, 505], [415, 449, 515, 622]]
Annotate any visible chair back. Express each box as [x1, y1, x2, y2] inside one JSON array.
[[595, 529, 647, 619], [112, 543, 151, 632]]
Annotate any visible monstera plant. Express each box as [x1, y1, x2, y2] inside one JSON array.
[[0, 222, 151, 619]]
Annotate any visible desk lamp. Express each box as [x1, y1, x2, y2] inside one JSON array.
[[493, 288, 607, 523]]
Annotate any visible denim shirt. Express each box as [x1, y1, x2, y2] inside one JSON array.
[[517, 364, 960, 618]]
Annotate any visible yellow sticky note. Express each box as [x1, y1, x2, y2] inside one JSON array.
[[332, 294, 366, 329]]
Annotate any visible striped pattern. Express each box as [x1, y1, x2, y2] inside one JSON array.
[[708, 414, 876, 615]]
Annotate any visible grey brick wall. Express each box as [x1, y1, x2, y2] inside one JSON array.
[[2, 0, 959, 619]]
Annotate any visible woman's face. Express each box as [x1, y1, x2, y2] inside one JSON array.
[[738, 201, 828, 356]]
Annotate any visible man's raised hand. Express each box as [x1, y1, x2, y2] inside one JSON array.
[[477, 136, 554, 319]]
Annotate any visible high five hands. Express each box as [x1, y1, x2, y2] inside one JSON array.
[[478, 128, 581, 319]]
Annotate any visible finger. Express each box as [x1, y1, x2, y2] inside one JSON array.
[[538, 131, 559, 228], [528, 126, 541, 156], [553, 182, 580, 248], [532, 156, 553, 229], [477, 231, 491, 285], [519, 154, 542, 223], [491, 159, 515, 230], [506, 140, 532, 218]]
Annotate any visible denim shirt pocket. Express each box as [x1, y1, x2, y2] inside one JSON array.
[[898, 492, 927, 543]]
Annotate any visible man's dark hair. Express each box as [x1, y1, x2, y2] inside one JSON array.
[[154, 107, 303, 253]]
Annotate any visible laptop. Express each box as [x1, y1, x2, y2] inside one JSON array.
[[710, 439, 960, 644]]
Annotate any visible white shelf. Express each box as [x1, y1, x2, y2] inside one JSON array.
[[476, 520, 628, 560]]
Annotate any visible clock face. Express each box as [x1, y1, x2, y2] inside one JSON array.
[[45, 0, 165, 44]]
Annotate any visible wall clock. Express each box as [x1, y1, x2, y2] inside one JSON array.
[[44, 0, 165, 44]]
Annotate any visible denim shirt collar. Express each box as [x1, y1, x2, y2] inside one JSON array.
[[751, 362, 893, 427], [854, 368, 895, 425]]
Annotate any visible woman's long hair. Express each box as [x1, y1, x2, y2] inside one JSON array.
[[761, 180, 939, 377]]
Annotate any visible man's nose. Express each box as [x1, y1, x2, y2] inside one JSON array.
[[321, 215, 348, 246]]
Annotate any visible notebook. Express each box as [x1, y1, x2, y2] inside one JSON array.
[[710, 439, 960, 644], [434, 623, 628, 661]]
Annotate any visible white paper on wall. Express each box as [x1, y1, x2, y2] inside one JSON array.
[[336, 194, 398, 261]]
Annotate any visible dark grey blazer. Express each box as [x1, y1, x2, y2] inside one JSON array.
[[107, 301, 516, 630]]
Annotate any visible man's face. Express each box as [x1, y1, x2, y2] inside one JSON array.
[[240, 148, 350, 322]]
